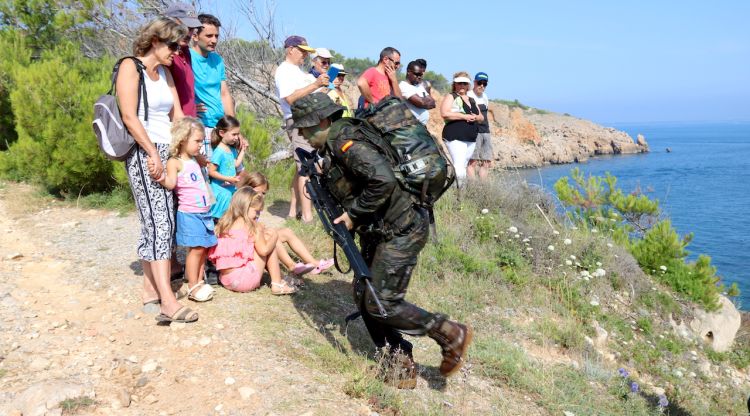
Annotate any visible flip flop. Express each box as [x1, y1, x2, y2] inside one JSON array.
[[310, 258, 334, 275], [155, 306, 198, 323], [291, 262, 315, 276]]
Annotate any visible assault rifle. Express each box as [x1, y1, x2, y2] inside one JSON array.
[[295, 148, 387, 318]]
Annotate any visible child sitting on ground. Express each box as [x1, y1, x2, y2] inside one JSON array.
[[208, 115, 246, 220], [157, 117, 217, 304], [239, 172, 334, 277], [208, 187, 298, 295]]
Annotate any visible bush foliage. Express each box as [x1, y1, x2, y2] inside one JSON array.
[[555, 168, 738, 310]]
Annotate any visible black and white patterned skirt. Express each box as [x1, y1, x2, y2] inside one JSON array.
[[125, 143, 175, 261]]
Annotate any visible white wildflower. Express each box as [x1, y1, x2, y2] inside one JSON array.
[[514, 234, 520, 239], [591, 228, 599, 233], [508, 226, 518, 233], [659, 265, 667, 271], [606, 243, 613, 248], [526, 247, 533, 251], [565, 260, 573, 266], [522, 238, 530, 243], [596, 262, 602, 267], [493, 234, 499, 238], [569, 255, 576, 260], [563, 238, 572, 245], [580, 270, 591, 278], [547, 245, 555, 251], [593, 268, 606, 278], [590, 299, 600, 307], [553, 230, 560, 235], [481, 208, 489, 215]]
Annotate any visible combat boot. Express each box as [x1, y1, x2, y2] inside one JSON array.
[[428, 319, 473, 377]]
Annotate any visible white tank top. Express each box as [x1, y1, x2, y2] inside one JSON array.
[[137, 65, 174, 145]]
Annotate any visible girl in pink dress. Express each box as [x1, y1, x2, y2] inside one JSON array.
[[238, 172, 334, 279], [208, 187, 298, 295]]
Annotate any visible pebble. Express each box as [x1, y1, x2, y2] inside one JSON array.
[[215, 323, 225, 330], [6, 253, 23, 260], [29, 357, 50, 371], [141, 360, 158, 373], [199, 337, 211, 346], [225, 377, 235, 385], [238, 386, 256, 400], [126, 355, 139, 363], [215, 404, 223, 412], [144, 394, 158, 404]]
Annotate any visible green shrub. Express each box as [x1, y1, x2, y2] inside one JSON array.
[[555, 169, 733, 310], [0, 42, 121, 194], [235, 106, 282, 172]]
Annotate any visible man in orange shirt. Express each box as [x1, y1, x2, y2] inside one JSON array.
[[357, 47, 402, 108]]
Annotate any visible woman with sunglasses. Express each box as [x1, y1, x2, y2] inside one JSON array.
[[327, 64, 354, 117], [440, 71, 483, 188], [117, 17, 193, 322]]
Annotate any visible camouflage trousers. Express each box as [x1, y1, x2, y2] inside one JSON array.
[[355, 208, 440, 352]]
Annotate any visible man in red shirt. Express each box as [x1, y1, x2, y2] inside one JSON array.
[[357, 47, 402, 108], [164, 2, 202, 117]]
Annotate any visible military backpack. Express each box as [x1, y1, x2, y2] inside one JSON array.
[[354, 96, 454, 207]]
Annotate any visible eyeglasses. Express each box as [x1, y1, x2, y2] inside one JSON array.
[[411, 72, 424, 77], [336, 74, 346, 79], [319, 59, 331, 65], [477, 81, 488, 87], [166, 41, 180, 52], [386, 56, 401, 67]]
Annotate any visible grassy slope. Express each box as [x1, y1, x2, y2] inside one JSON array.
[[9, 163, 747, 415], [279, 171, 747, 415]]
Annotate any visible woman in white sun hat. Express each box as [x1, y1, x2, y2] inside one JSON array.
[[440, 71, 483, 188]]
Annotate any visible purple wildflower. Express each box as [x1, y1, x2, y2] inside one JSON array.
[[618, 368, 629, 378], [658, 394, 669, 408], [630, 381, 640, 393]]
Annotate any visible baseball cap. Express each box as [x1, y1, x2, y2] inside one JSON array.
[[474, 72, 489, 82], [311, 48, 332, 60], [164, 2, 202, 28], [331, 63, 347, 75], [284, 35, 315, 52]]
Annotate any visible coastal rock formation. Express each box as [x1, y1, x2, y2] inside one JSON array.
[[689, 295, 742, 352], [422, 91, 649, 168]]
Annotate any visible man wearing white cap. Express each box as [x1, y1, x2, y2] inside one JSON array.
[[309, 47, 332, 79]]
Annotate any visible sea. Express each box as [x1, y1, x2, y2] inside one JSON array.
[[521, 122, 750, 310]]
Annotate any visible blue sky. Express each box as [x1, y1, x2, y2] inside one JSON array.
[[208, 1, 749, 124]]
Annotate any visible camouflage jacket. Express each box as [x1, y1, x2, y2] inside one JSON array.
[[322, 117, 415, 232]]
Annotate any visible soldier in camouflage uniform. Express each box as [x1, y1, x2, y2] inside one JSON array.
[[291, 93, 473, 388]]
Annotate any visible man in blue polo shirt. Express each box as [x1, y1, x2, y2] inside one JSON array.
[[190, 13, 235, 157]]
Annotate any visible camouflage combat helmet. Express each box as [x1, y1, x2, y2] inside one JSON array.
[[291, 92, 345, 129]]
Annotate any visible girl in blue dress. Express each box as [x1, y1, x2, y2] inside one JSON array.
[[208, 115, 246, 219]]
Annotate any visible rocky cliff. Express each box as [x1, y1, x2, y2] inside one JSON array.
[[423, 91, 650, 168]]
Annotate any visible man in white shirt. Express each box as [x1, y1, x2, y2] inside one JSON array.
[[398, 60, 435, 125], [467, 72, 496, 180], [274, 35, 329, 222]]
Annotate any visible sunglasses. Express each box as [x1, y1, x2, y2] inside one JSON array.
[[319, 59, 331, 65], [477, 81, 488, 87], [336, 74, 346, 79], [166, 41, 180, 52], [411, 72, 424, 77]]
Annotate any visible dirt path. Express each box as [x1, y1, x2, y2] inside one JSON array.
[[0, 184, 370, 416]]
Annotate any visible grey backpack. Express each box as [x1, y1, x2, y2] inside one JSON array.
[[92, 57, 148, 161]]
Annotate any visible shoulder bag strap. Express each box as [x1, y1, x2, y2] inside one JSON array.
[[110, 56, 149, 121]]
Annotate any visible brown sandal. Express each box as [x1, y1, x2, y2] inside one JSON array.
[[155, 306, 199, 323]]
